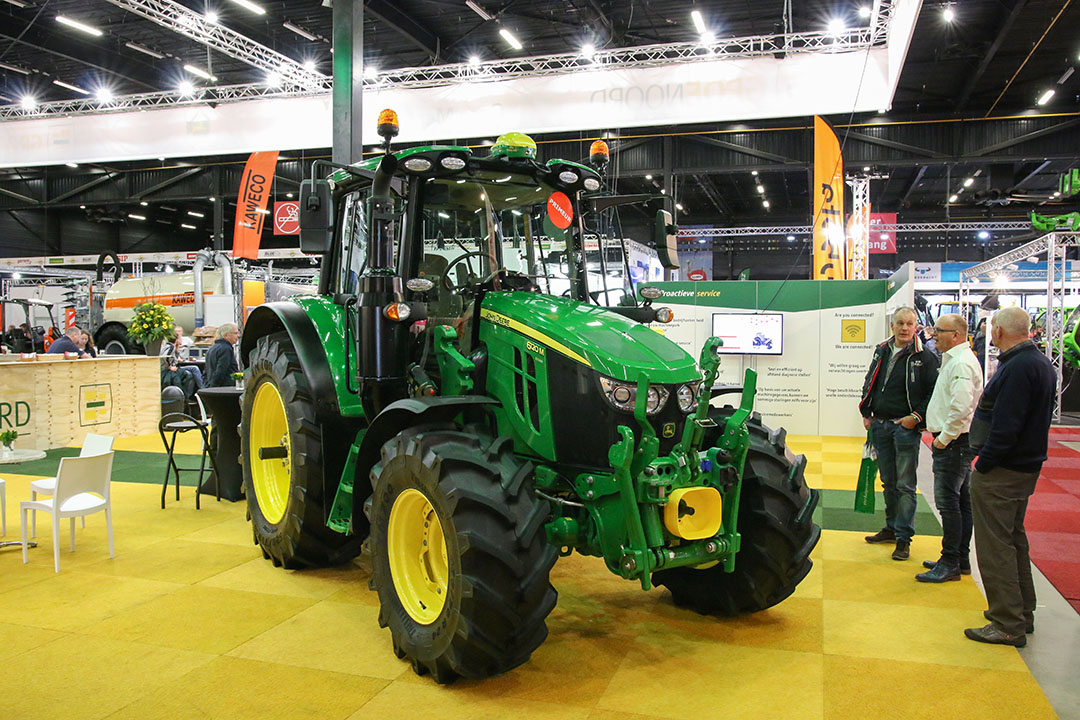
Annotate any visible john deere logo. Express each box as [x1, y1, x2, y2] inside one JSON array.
[[841, 319, 866, 343], [662, 423, 676, 438]]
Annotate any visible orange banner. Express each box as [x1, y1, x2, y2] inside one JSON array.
[[233, 151, 279, 260], [812, 116, 845, 280]]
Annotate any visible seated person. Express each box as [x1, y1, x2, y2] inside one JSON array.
[[161, 358, 200, 400], [46, 325, 89, 358], [161, 327, 203, 386], [79, 331, 97, 358], [204, 322, 239, 387]]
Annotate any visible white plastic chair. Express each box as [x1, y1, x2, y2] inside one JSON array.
[[29, 433, 114, 537], [21, 452, 115, 572]]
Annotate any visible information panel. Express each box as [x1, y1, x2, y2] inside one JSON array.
[[711, 313, 784, 355]]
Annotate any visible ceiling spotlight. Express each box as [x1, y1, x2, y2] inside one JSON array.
[[1036, 88, 1055, 106], [19, 96, 36, 111], [977, 231, 990, 240], [863, 165, 870, 172], [364, 65, 378, 79], [66, 162, 79, 168], [942, 6, 955, 22], [468, 55, 481, 66], [181, 223, 197, 230], [55, 15, 103, 37], [53, 80, 89, 95], [187, 211, 205, 217], [949, 194, 958, 203], [265, 72, 281, 88], [226, 0, 265, 15], [128, 213, 146, 220], [499, 27, 523, 50], [95, 87, 113, 103], [140, 201, 149, 206], [762, 200, 771, 208], [963, 177, 974, 187], [11, 272, 21, 279], [125, 42, 165, 59], [1054, 191, 1062, 197], [178, 80, 195, 96], [283, 21, 318, 41], [465, 0, 494, 21], [756, 184, 765, 193], [675, 203, 684, 210], [1, 0, 30, 7], [701, 31, 716, 45], [302, 59, 317, 72], [645, 174, 653, 180], [0, 61, 31, 75], [751, 170, 758, 176], [581, 42, 595, 60], [164, 265, 175, 273], [183, 64, 217, 82], [204, 10, 218, 23], [690, 9, 707, 34], [858, 6, 871, 18], [827, 18, 846, 36], [786, 235, 796, 241]]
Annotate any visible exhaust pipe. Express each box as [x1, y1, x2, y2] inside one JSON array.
[[193, 249, 212, 328]]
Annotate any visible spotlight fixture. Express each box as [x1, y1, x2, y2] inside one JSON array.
[[56, 15, 103, 37], [1036, 88, 1055, 106], [226, 0, 265, 15], [178, 80, 195, 96], [581, 42, 595, 60], [499, 27, 523, 50], [283, 21, 318, 41], [140, 201, 149, 206], [204, 10, 218, 24], [265, 72, 281, 88], [751, 170, 758, 176], [863, 166, 870, 172], [0, 61, 31, 75], [183, 64, 217, 82], [53, 80, 89, 95], [645, 174, 653, 180], [756, 184, 765, 194], [827, 18, 846, 36], [690, 9, 706, 34], [977, 231, 989, 240], [942, 6, 955, 22], [19, 96, 36, 110], [364, 65, 379, 79], [762, 200, 770, 208], [66, 162, 79, 168], [786, 235, 796, 241], [125, 42, 165, 59], [302, 59, 316, 72], [858, 6, 871, 18], [128, 214, 146, 220], [187, 211, 205, 218], [675, 203, 684, 211], [949, 194, 958, 203], [96, 87, 114, 103], [468, 55, 481, 66], [181, 223, 197, 230], [465, 0, 494, 21]]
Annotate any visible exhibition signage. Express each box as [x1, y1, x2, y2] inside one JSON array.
[[546, 192, 573, 229], [233, 151, 279, 259], [868, 212, 897, 253], [273, 201, 300, 235], [812, 116, 845, 280]]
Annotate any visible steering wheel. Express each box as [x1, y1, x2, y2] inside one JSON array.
[[442, 251, 491, 292]]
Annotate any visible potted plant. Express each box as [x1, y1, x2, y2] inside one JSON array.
[[0, 429, 17, 457], [127, 301, 176, 356]]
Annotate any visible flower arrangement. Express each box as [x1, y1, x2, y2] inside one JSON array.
[[231, 372, 245, 381], [0, 429, 17, 449], [127, 301, 176, 344]]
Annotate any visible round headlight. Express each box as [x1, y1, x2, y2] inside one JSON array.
[[645, 386, 669, 414], [558, 170, 579, 184], [440, 156, 466, 170], [613, 386, 631, 404], [655, 307, 674, 323], [583, 177, 600, 191], [677, 383, 697, 413], [403, 157, 432, 172]]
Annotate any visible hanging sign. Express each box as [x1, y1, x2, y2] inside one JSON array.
[[868, 212, 897, 253], [812, 116, 845, 279], [273, 201, 300, 235], [233, 151, 279, 259]]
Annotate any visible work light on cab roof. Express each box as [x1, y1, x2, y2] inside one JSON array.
[[491, 132, 537, 160]]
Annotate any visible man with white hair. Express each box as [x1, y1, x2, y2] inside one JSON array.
[[46, 324, 89, 358], [205, 322, 240, 387], [859, 307, 940, 561], [917, 313, 982, 582], [964, 307, 1056, 647]]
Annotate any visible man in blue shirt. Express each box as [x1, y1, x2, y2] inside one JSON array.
[[964, 307, 1056, 647]]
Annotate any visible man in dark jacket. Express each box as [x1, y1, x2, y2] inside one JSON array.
[[859, 307, 940, 560], [204, 322, 240, 387], [46, 325, 89, 358], [964, 307, 1056, 647]]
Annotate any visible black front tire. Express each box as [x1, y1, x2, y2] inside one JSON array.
[[369, 426, 557, 683], [653, 408, 820, 615], [240, 331, 362, 569]]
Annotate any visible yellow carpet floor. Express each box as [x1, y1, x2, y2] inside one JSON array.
[[0, 433, 1059, 720]]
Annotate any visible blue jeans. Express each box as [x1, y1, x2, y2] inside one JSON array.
[[871, 420, 921, 542], [931, 436, 975, 567]]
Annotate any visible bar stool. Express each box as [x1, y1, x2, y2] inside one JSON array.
[[157, 412, 221, 509]]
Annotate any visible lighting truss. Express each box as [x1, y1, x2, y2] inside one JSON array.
[[1, 4, 897, 120], [676, 221, 1032, 239], [103, 0, 326, 90], [847, 176, 870, 279]]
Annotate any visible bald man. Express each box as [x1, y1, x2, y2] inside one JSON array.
[[964, 307, 1056, 647]]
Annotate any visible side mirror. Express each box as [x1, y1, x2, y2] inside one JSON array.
[[299, 179, 333, 254], [654, 209, 679, 270]]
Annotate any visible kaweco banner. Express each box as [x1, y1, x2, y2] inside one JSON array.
[[812, 116, 845, 280], [233, 151, 278, 259]]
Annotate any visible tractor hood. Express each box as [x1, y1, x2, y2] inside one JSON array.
[[480, 292, 698, 383]]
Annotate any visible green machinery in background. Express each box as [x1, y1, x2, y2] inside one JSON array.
[[237, 113, 820, 683]]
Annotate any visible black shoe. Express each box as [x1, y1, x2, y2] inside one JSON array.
[[964, 623, 1026, 647], [916, 562, 961, 582], [922, 559, 972, 575], [984, 610, 1034, 634], [865, 528, 896, 544], [892, 540, 910, 561]]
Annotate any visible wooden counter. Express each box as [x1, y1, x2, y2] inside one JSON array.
[[0, 355, 160, 450]]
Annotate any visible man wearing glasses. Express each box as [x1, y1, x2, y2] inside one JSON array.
[[917, 314, 983, 582]]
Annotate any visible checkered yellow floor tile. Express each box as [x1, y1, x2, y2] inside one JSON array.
[[0, 433, 1059, 719]]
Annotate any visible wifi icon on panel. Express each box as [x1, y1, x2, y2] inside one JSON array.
[[841, 319, 866, 343]]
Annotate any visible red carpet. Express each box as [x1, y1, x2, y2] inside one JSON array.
[[921, 428, 1080, 615]]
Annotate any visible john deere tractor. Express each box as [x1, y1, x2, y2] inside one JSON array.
[[239, 112, 820, 683]]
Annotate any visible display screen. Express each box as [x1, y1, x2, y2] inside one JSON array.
[[711, 312, 784, 355]]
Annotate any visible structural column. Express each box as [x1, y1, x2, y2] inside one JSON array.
[[332, 0, 364, 166]]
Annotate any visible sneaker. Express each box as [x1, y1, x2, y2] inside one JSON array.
[[923, 559, 972, 575], [964, 623, 1026, 647], [984, 610, 1034, 634], [915, 562, 961, 582], [892, 540, 910, 561], [865, 528, 896, 544]]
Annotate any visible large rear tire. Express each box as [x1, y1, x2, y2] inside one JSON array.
[[653, 408, 820, 615], [240, 331, 362, 569], [369, 426, 557, 683], [97, 325, 142, 355]]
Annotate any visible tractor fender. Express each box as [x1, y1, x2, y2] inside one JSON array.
[[241, 303, 341, 418], [351, 395, 500, 537]]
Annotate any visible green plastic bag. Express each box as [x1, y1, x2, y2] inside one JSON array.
[[854, 428, 877, 514]]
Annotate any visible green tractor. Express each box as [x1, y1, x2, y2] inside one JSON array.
[[238, 114, 820, 683]]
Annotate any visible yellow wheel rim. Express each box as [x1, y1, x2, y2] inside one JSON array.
[[387, 488, 449, 625], [249, 381, 291, 525]]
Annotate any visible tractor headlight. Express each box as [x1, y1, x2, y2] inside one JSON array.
[[654, 307, 674, 323], [440, 156, 466, 170], [403, 157, 433, 172], [558, 170, 579, 185], [583, 177, 600, 191], [676, 382, 700, 413], [599, 376, 669, 415]]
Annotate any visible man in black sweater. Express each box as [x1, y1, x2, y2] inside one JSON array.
[[964, 307, 1057, 647], [204, 322, 240, 387], [859, 307, 940, 560]]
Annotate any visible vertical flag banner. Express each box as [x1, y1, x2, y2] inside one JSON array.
[[813, 116, 845, 279], [233, 150, 279, 259]]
